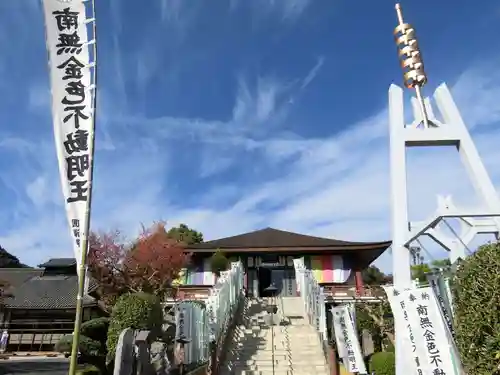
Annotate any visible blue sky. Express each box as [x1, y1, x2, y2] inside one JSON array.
[[1, 0, 500, 271]]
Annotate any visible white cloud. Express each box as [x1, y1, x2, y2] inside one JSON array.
[[230, 0, 311, 22], [1, 56, 500, 276], [301, 56, 325, 90], [257, 0, 312, 21]]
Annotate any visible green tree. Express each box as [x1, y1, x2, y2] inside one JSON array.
[[210, 251, 229, 277], [356, 298, 394, 349], [410, 258, 451, 283], [167, 224, 203, 245], [410, 263, 432, 283], [0, 246, 27, 268], [357, 267, 395, 348], [453, 242, 500, 374], [430, 258, 451, 269], [362, 265, 391, 285], [106, 292, 163, 363], [55, 317, 110, 373]]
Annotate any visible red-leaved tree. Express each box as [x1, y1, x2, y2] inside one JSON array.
[[125, 223, 191, 295], [88, 222, 191, 308]]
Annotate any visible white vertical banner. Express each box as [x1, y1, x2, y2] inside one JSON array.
[[442, 277, 455, 319], [331, 305, 367, 374], [318, 287, 327, 339], [42, 0, 95, 293], [383, 286, 429, 374], [331, 307, 348, 359], [426, 273, 455, 339], [402, 287, 463, 375]]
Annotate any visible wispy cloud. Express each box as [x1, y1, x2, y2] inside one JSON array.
[[301, 56, 325, 90], [3, 61, 500, 271], [265, 0, 312, 21], [1, 0, 499, 275], [230, 0, 312, 22]]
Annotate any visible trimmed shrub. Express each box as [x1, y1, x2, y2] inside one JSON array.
[[369, 351, 395, 375], [81, 317, 110, 345], [76, 364, 101, 375], [55, 334, 103, 357], [210, 251, 229, 276], [106, 292, 163, 361]]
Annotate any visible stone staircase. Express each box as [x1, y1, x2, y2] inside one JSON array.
[[221, 297, 329, 375]]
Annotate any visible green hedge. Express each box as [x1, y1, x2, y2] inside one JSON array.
[[453, 242, 500, 374], [106, 292, 163, 361], [76, 364, 101, 375], [55, 334, 103, 357], [369, 351, 395, 375], [81, 317, 110, 344], [210, 251, 229, 276]]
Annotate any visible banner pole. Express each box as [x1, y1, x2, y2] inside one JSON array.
[[68, 0, 98, 374]]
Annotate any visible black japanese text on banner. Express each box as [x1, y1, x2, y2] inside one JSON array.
[[383, 285, 429, 374], [402, 287, 462, 375], [331, 305, 367, 374], [42, 0, 94, 291]]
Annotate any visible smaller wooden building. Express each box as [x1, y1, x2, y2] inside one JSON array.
[[178, 228, 391, 299], [0, 258, 104, 352]]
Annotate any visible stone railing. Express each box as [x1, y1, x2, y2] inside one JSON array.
[[293, 258, 338, 375], [293, 258, 327, 339], [113, 262, 245, 375], [322, 284, 386, 299], [205, 262, 245, 375]]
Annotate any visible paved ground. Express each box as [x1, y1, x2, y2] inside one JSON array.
[[0, 357, 69, 375]]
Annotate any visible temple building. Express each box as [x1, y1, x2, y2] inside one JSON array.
[[0, 227, 390, 354], [178, 227, 391, 300], [0, 258, 104, 353]]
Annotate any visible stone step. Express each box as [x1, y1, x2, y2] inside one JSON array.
[[232, 360, 326, 367], [228, 369, 326, 375], [235, 352, 289, 356], [226, 370, 293, 375], [237, 349, 323, 356], [237, 348, 290, 353], [231, 362, 327, 369], [230, 355, 325, 363], [232, 351, 290, 357], [230, 363, 292, 371]]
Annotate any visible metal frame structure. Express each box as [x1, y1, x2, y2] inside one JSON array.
[[389, 5, 500, 373], [389, 82, 500, 373], [389, 82, 500, 286]]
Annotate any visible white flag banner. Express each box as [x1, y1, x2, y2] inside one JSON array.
[[331, 305, 367, 374], [402, 287, 463, 375], [42, 0, 95, 293], [383, 286, 429, 374], [331, 306, 347, 358], [442, 277, 455, 319]]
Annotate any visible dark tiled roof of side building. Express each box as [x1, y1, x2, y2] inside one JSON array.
[[0, 258, 99, 310], [38, 258, 77, 268], [0, 268, 44, 288], [3, 274, 98, 309]]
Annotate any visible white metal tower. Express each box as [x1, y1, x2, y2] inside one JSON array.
[[389, 3, 500, 373]]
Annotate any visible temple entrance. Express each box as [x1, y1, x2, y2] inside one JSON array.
[[258, 267, 272, 297]]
